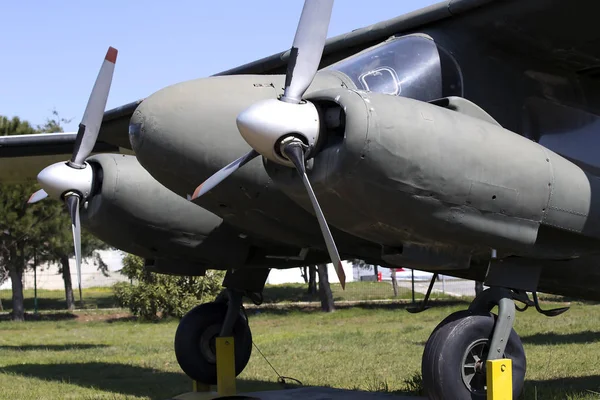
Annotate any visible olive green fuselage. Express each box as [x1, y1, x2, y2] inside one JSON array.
[[126, 27, 600, 300]]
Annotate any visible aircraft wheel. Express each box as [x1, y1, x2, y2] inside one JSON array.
[[422, 311, 526, 400], [174, 302, 252, 384]]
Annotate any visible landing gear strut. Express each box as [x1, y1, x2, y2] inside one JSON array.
[[174, 289, 252, 385], [422, 287, 527, 399], [174, 268, 270, 384]]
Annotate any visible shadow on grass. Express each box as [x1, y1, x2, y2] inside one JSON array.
[[0, 294, 118, 312], [0, 344, 108, 351], [106, 315, 139, 323], [245, 299, 470, 317], [0, 312, 77, 322], [258, 284, 319, 304], [1, 362, 284, 400], [256, 282, 459, 305], [521, 331, 600, 345], [523, 376, 600, 399]]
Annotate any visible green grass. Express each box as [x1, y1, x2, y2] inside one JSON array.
[[0, 287, 119, 312], [257, 280, 460, 305], [259, 281, 425, 303], [0, 281, 451, 314], [0, 298, 599, 399]]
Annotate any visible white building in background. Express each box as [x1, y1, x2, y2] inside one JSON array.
[[0, 249, 469, 295], [0, 250, 128, 290], [265, 261, 355, 285]]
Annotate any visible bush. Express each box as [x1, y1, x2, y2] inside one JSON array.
[[113, 254, 225, 320]]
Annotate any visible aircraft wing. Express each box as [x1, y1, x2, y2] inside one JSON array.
[[0, 101, 136, 182], [5, 0, 598, 182], [0, 132, 120, 182]]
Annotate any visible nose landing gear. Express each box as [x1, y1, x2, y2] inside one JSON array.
[[422, 287, 527, 399]]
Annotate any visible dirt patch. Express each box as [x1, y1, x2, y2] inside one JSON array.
[[0, 310, 135, 322], [75, 312, 133, 323]]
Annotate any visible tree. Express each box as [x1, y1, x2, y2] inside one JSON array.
[[299, 266, 308, 283], [391, 268, 399, 297], [0, 250, 8, 311], [0, 116, 48, 320], [0, 114, 107, 319], [36, 109, 72, 134], [113, 254, 226, 320], [307, 265, 317, 294], [35, 220, 109, 310], [317, 264, 335, 312]]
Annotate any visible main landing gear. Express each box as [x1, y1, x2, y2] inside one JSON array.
[[174, 288, 253, 384], [174, 268, 270, 385], [422, 287, 527, 400]]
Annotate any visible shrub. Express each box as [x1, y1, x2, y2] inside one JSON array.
[[113, 254, 225, 320]]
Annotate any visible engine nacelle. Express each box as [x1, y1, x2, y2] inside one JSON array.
[[82, 154, 250, 270], [267, 88, 600, 258], [128, 72, 376, 251]]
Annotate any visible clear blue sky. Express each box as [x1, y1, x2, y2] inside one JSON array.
[[0, 0, 439, 132]]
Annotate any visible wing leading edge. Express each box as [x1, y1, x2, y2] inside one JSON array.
[[0, 132, 119, 183]]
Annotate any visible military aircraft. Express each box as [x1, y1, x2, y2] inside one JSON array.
[[3, 0, 600, 398]]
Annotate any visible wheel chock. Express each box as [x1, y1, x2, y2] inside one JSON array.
[[486, 358, 512, 400], [171, 337, 260, 400]]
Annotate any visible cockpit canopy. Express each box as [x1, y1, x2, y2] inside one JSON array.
[[326, 34, 462, 102]]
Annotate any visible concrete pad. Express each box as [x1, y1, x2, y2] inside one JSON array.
[[171, 387, 427, 399]]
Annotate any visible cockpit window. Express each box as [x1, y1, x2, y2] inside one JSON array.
[[326, 34, 462, 102]]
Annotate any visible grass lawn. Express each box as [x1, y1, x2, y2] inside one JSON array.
[[0, 281, 453, 314], [0, 287, 119, 312], [0, 295, 599, 399]]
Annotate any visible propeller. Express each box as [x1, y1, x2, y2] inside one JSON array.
[[189, 0, 346, 288], [188, 150, 259, 200], [27, 46, 118, 304]]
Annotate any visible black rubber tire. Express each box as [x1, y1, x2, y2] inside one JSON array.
[[422, 310, 473, 391], [422, 311, 526, 400], [174, 302, 252, 384]]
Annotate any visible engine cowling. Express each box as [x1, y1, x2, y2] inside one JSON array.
[[81, 154, 250, 270], [266, 88, 600, 259], [128, 71, 376, 252]]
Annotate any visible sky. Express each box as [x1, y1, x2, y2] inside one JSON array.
[[0, 0, 440, 132]]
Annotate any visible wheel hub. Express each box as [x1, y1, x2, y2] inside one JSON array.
[[461, 338, 489, 394], [199, 323, 222, 364]]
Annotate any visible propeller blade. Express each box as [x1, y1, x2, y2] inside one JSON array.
[[70, 46, 118, 167], [189, 150, 259, 200], [27, 189, 48, 204], [282, 141, 346, 289], [282, 0, 334, 104], [65, 195, 83, 304]]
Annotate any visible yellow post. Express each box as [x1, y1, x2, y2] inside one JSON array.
[[192, 380, 210, 393], [486, 358, 512, 400], [216, 336, 236, 397]]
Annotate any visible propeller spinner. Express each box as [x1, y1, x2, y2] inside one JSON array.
[[28, 46, 118, 304], [190, 0, 346, 288]]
